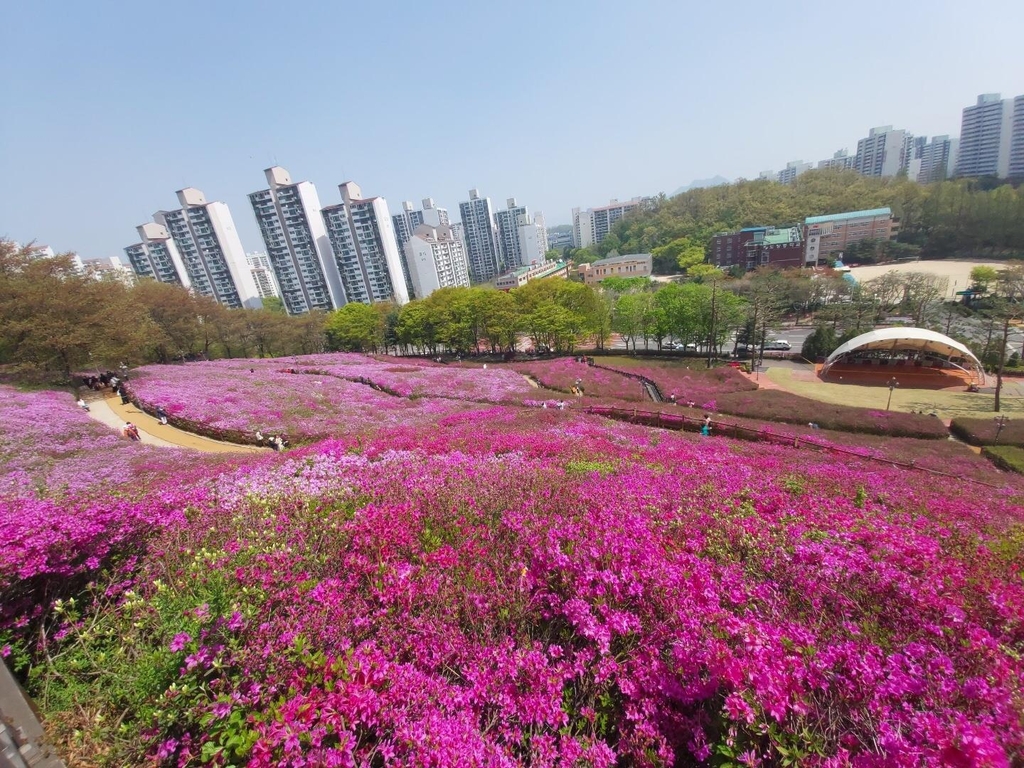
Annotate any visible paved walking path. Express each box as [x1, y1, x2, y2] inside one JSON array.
[[87, 395, 266, 454]]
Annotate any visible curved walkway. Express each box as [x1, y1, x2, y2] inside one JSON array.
[[88, 395, 266, 454]]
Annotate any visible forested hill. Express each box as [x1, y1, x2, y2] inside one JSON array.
[[595, 170, 1024, 272]]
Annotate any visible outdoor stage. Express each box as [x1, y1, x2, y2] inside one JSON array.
[[817, 362, 976, 390]]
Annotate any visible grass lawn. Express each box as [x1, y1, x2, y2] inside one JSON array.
[[765, 367, 1024, 421]]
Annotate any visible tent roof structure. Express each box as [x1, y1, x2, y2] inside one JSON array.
[[822, 327, 984, 381]]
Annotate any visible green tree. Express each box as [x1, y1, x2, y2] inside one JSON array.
[[261, 296, 287, 314], [801, 325, 839, 360], [324, 302, 385, 352], [970, 265, 999, 293]]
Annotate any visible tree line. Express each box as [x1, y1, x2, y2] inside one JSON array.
[[0, 241, 325, 380], [582, 169, 1024, 274]]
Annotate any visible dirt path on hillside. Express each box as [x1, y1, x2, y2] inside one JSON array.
[[522, 375, 540, 388], [90, 395, 267, 454]]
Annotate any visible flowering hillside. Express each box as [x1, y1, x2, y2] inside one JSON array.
[[2, 368, 1023, 766], [126, 359, 487, 442]]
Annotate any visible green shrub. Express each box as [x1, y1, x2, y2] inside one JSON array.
[[981, 445, 1024, 474], [950, 417, 1024, 447]]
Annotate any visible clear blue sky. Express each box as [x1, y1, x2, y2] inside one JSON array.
[[2, 0, 1023, 261]]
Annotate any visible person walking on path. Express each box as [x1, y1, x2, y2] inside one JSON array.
[[701, 414, 712, 437], [77, 398, 90, 411], [155, 406, 168, 425]]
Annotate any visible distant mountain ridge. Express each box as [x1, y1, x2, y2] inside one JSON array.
[[671, 176, 731, 197]]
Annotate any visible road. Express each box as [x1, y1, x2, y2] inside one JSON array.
[[606, 327, 814, 353]]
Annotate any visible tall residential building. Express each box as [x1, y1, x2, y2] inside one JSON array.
[[458, 189, 501, 284], [405, 224, 471, 299], [155, 188, 262, 309], [81, 256, 136, 286], [248, 166, 343, 315], [1009, 95, 1024, 179], [125, 221, 190, 287], [571, 197, 648, 248], [246, 252, 280, 299], [392, 198, 450, 298], [518, 212, 549, 265], [855, 126, 911, 178], [778, 161, 812, 184], [321, 182, 409, 306], [956, 94, 1015, 178], [494, 197, 529, 268], [917, 136, 959, 183], [818, 149, 855, 171]]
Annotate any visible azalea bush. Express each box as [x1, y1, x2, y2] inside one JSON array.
[[126, 361, 482, 443], [951, 417, 1024, 448], [595, 361, 757, 403], [712, 389, 950, 439], [512, 359, 647, 401]]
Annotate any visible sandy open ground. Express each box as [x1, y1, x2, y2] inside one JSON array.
[[848, 259, 1005, 299]]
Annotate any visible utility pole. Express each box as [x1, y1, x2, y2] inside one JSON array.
[[707, 278, 717, 369]]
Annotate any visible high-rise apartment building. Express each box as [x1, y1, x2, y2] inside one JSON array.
[[917, 136, 959, 183], [855, 126, 911, 178], [817, 149, 855, 171], [248, 166, 343, 315], [392, 198, 450, 298], [494, 198, 529, 268], [517, 212, 549, 265], [321, 182, 409, 306], [956, 94, 1015, 178], [458, 189, 501, 284], [81, 256, 136, 286], [246, 252, 280, 299], [571, 197, 647, 248], [405, 224, 471, 299], [125, 221, 190, 287], [778, 161, 812, 184], [155, 188, 262, 309], [1009, 95, 1024, 179]]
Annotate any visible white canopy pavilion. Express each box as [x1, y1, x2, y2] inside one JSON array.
[[821, 327, 985, 384]]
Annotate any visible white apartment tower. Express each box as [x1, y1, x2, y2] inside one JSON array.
[[494, 197, 529, 268], [405, 224, 471, 299], [1007, 95, 1024, 179], [392, 198, 450, 298], [155, 188, 262, 309], [777, 161, 812, 184], [125, 221, 191, 288], [458, 189, 501, 284], [571, 197, 646, 248], [321, 182, 409, 306], [248, 167, 343, 315], [956, 94, 1015, 178], [517, 211, 549, 266], [855, 126, 911, 178], [818, 149, 855, 171], [246, 252, 280, 299], [917, 136, 959, 183]]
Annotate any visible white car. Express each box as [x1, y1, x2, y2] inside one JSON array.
[[764, 340, 792, 351]]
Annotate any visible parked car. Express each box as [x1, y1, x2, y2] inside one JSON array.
[[764, 340, 792, 351]]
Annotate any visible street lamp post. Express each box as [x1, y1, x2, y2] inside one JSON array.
[[994, 415, 1010, 444], [886, 377, 899, 411]]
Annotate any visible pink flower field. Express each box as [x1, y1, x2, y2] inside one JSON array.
[[2, 362, 1024, 766], [125, 358, 489, 442], [512, 358, 648, 401]]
